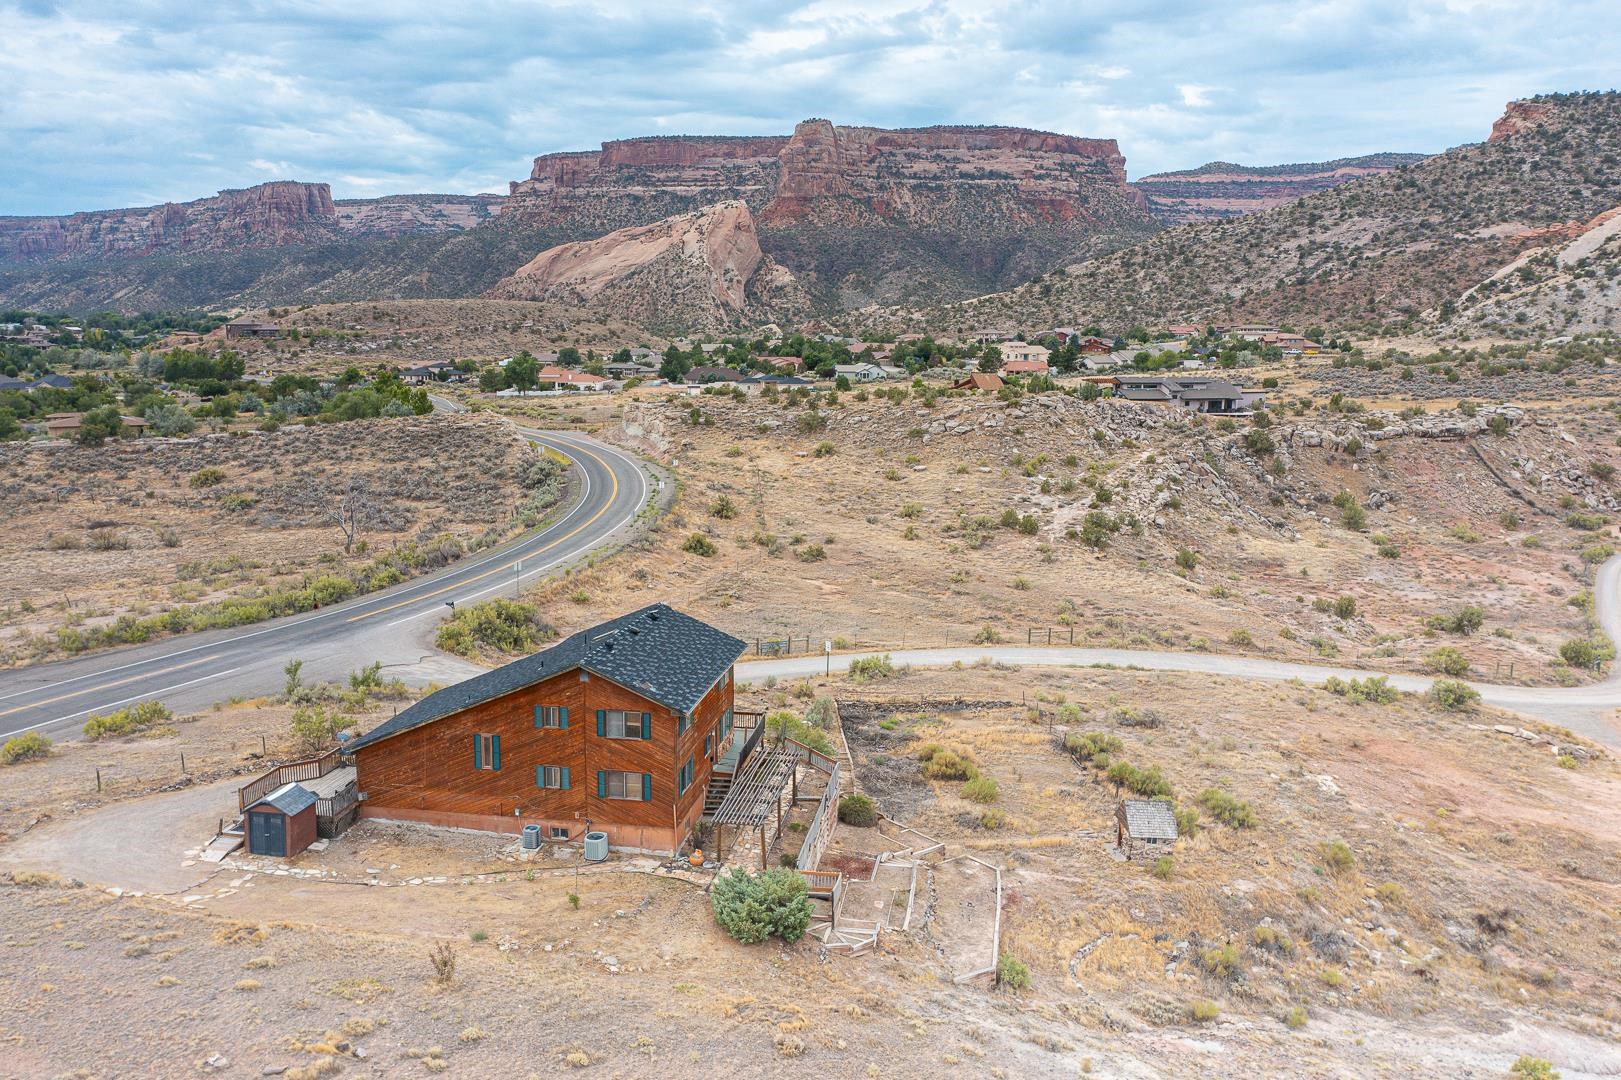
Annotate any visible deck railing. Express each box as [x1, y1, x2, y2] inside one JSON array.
[[237, 746, 344, 812], [795, 760, 841, 872], [722, 713, 765, 774]]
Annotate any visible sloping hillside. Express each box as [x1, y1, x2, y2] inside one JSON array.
[[905, 93, 1621, 337]]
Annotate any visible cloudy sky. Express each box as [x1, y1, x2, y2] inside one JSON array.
[[2, 0, 1616, 215]]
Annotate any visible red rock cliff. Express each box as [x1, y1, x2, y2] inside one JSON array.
[[1490, 99, 1557, 142], [0, 181, 339, 261]]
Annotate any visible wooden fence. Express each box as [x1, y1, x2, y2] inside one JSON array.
[[237, 746, 344, 812], [795, 759, 841, 873], [316, 782, 361, 839]]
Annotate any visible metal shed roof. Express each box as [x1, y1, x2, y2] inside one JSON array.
[[251, 782, 317, 816], [1120, 799, 1179, 840]]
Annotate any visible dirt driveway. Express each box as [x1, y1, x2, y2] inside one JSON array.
[[0, 776, 239, 895]]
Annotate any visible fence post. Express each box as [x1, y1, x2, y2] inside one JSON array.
[[96, 767, 101, 793], [180, 752, 186, 775], [261, 734, 267, 755], [1069, 626, 1075, 645]]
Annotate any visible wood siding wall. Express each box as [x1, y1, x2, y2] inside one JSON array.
[[353, 664, 735, 854]]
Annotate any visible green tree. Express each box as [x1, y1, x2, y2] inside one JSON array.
[[506, 351, 539, 393], [478, 366, 508, 392], [75, 405, 126, 446], [557, 346, 582, 366], [710, 867, 812, 944], [979, 345, 1003, 374], [0, 407, 20, 441]]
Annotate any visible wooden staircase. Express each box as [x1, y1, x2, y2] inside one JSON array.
[[702, 773, 734, 817]]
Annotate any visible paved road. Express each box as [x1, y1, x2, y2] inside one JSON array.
[[737, 556, 1621, 748], [0, 427, 660, 743]]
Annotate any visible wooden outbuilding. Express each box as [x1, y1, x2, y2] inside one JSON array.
[[245, 782, 319, 858], [1116, 799, 1178, 860]]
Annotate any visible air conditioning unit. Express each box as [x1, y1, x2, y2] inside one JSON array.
[[583, 831, 609, 862], [521, 824, 542, 851]]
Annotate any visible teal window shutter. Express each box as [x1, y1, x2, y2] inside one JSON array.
[[560, 707, 569, 729], [561, 767, 570, 790], [641, 772, 652, 801], [596, 710, 606, 736], [535, 765, 544, 788], [473, 734, 483, 770], [533, 705, 541, 727], [492, 735, 501, 771], [641, 712, 652, 740], [597, 770, 606, 798]]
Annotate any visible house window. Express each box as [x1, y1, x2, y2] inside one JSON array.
[[677, 712, 689, 736], [678, 756, 695, 795], [598, 709, 649, 739], [704, 733, 713, 758], [473, 734, 501, 771], [534, 706, 569, 729], [549, 826, 571, 840], [719, 669, 730, 691], [600, 770, 651, 801], [535, 765, 570, 790]]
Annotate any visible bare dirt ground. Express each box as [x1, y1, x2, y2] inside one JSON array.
[[0, 414, 544, 665], [2, 668, 1618, 1077], [488, 389, 1619, 688]]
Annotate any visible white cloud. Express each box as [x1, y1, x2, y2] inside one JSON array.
[[0, 0, 1617, 213]]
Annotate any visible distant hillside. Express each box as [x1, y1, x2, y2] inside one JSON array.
[[909, 93, 1621, 337], [1133, 153, 1429, 225]]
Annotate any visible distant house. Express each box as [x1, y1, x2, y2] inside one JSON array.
[[1166, 324, 1199, 338], [605, 360, 658, 380], [1077, 337, 1112, 355], [43, 412, 149, 439], [953, 372, 1004, 391], [1110, 375, 1264, 414], [223, 318, 280, 340], [739, 374, 812, 393], [345, 604, 750, 855], [30, 373, 75, 390], [686, 366, 744, 385], [535, 366, 612, 390], [760, 356, 805, 373], [833, 363, 886, 383], [1002, 358, 1049, 376], [1116, 799, 1178, 860], [999, 341, 1050, 365], [0, 374, 33, 392]]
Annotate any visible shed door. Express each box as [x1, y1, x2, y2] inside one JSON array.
[[250, 811, 286, 857]]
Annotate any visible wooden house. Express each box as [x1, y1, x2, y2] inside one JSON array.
[[245, 782, 319, 858], [1116, 799, 1178, 860], [346, 604, 749, 855]]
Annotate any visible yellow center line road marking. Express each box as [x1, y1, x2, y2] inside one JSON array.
[[0, 656, 215, 720], [20, 668, 242, 735], [344, 438, 625, 624]]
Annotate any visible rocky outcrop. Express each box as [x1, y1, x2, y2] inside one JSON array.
[[487, 201, 798, 330], [333, 194, 504, 236], [0, 181, 341, 261], [1490, 100, 1557, 142], [1132, 154, 1427, 225]]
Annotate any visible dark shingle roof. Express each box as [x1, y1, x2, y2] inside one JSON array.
[[253, 782, 317, 816], [1118, 386, 1173, 402], [31, 373, 74, 389], [1120, 799, 1179, 840], [347, 604, 746, 752], [1177, 381, 1244, 401]]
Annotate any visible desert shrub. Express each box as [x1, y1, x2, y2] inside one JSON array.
[[1228, 628, 1253, 646], [961, 776, 999, 803], [1199, 944, 1241, 979], [682, 533, 717, 557], [797, 543, 826, 562], [812, 440, 835, 457], [1340, 503, 1367, 530], [837, 793, 878, 827], [1197, 788, 1257, 828], [1566, 512, 1607, 531], [1319, 840, 1356, 873], [1330, 595, 1357, 619], [1062, 731, 1122, 766], [1429, 606, 1484, 635], [710, 868, 812, 944], [1509, 1057, 1559, 1080], [83, 700, 172, 740], [86, 527, 131, 551], [428, 942, 456, 985], [1430, 679, 1480, 711], [291, 703, 351, 753], [1152, 856, 1175, 881], [435, 599, 555, 657], [995, 952, 1030, 991], [803, 695, 837, 728], [921, 749, 978, 781], [848, 653, 894, 680], [1106, 760, 1173, 798], [1322, 675, 1398, 705], [1558, 638, 1614, 669], [1426, 646, 1470, 676], [710, 495, 738, 519], [1108, 705, 1163, 728], [1, 731, 52, 765], [765, 710, 833, 755], [1175, 548, 1199, 571], [189, 466, 227, 488], [1251, 926, 1293, 954], [1190, 999, 1219, 1022], [1243, 429, 1274, 456], [1284, 1007, 1307, 1030]]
